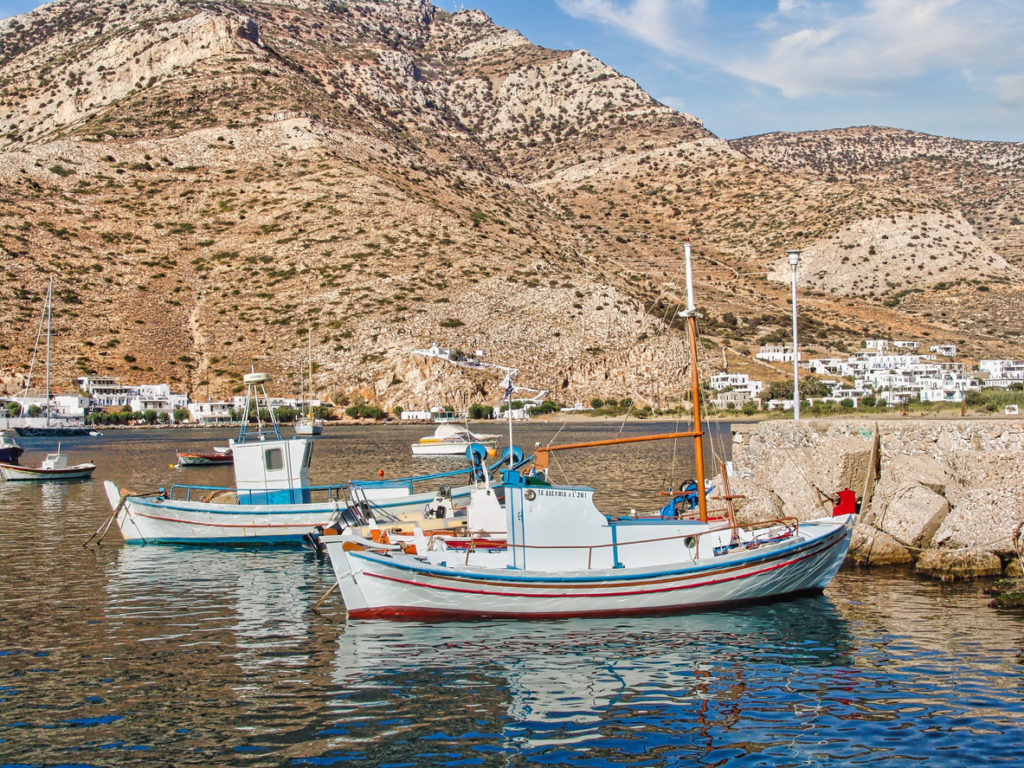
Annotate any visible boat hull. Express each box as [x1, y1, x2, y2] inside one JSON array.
[[412, 441, 493, 456], [104, 480, 477, 545], [0, 462, 96, 481], [0, 447, 23, 463], [323, 516, 853, 621], [13, 425, 93, 437], [176, 452, 233, 466]]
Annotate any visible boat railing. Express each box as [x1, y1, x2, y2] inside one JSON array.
[[167, 482, 348, 504], [451, 516, 801, 568]]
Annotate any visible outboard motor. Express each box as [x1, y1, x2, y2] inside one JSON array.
[[425, 485, 454, 519]]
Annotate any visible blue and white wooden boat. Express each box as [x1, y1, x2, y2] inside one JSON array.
[[1, 444, 95, 481], [322, 241, 856, 620], [102, 372, 485, 545]]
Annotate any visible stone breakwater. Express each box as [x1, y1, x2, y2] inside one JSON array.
[[726, 419, 1024, 581]]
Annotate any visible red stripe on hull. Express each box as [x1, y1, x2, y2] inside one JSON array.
[[347, 528, 848, 619]]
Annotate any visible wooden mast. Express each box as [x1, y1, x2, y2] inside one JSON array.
[[681, 240, 708, 522]]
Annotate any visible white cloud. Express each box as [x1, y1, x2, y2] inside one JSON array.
[[730, 0, 998, 97], [556, 0, 703, 54], [558, 0, 1024, 104]]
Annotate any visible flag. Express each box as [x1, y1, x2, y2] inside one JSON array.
[[502, 378, 514, 401]]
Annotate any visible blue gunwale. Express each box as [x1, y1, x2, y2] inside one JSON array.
[[343, 523, 849, 585]]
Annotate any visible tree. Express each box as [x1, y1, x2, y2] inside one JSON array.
[[741, 401, 758, 416], [5, 402, 20, 418], [468, 403, 491, 419], [590, 397, 604, 409], [173, 407, 190, 423]]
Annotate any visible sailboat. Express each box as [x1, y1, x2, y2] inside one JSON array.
[[320, 242, 856, 621], [294, 331, 324, 436], [14, 277, 92, 437]]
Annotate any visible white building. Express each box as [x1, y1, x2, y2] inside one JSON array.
[[979, 360, 1024, 388], [930, 344, 957, 357], [755, 344, 798, 363], [709, 372, 764, 398], [400, 409, 432, 421], [187, 401, 235, 424]]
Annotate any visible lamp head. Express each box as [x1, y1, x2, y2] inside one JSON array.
[[787, 249, 801, 266]]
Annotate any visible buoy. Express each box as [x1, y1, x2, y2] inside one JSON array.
[[487, 448, 496, 457], [378, 468, 384, 477]]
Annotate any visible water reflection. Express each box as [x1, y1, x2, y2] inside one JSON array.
[[325, 597, 858, 764], [106, 546, 317, 667], [3, 428, 1024, 767]]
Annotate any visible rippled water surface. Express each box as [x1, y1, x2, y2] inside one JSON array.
[[1, 425, 1022, 767]]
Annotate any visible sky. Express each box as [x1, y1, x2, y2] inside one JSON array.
[[2, 0, 1022, 142]]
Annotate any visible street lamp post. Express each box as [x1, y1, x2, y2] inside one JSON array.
[[787, 249, 801, 420]]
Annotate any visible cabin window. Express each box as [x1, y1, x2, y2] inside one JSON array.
[[301, 442, 312, 468], [265, 448, 283, 471]]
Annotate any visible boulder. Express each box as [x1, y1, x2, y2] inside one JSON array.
[[848, 523, 913, 566], [930, 486, 1024, 558], [915, 548, 1003, 581], [869, 482, 950, 548]]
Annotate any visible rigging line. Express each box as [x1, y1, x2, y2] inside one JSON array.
[[23, 280, 48, 397], [691, 312, 730, 475], [614, 398, 635, 439], [544, 418, 569, 448]]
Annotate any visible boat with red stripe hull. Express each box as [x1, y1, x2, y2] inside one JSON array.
[[322, 241, 857, 622]]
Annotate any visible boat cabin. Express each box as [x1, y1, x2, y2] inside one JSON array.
[[231, 437, 313, 505]]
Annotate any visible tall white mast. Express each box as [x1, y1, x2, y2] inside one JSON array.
[[45, 277, 52, 425]]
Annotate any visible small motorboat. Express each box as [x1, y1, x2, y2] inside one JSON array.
[[412, 424, 499, 456], [0, 444, 95, 481], [175, 447, 234, 467], [0, 432, 24, 464]]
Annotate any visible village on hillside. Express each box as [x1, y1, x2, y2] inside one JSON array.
[[1, 339, 1022, 426]]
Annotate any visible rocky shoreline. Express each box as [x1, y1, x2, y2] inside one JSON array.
[[726, 419, 1024, 582]]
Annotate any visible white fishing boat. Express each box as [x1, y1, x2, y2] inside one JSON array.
[[412, 423, 499, 456], [101, 372, 488, 545], [322, 242, 856, 620], [0, 444, 95, 481]]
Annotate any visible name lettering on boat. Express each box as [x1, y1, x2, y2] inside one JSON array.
[[529, 489, 588, 499]]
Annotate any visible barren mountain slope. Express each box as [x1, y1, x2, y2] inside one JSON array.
[[1, 0, 1022, 412]]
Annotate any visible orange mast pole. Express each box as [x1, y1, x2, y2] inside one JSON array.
[[682, 240, 708, 522], [533, 430, 702, 472]]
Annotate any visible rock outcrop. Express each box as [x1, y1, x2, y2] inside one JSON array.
[[728, 419, 1024, 580]]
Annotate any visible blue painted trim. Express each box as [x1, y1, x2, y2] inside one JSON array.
[[123, 535, 303, 546], [350, 525, 847, 585], [131, 497, 339, 516]]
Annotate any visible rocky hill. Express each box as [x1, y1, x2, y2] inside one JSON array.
[[1, 0, 1022, 412]]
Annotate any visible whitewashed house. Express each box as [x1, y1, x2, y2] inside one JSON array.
[[755, 344, 798, 363]]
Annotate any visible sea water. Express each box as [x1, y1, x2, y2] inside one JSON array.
[[1, 425, 1022, 767]]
